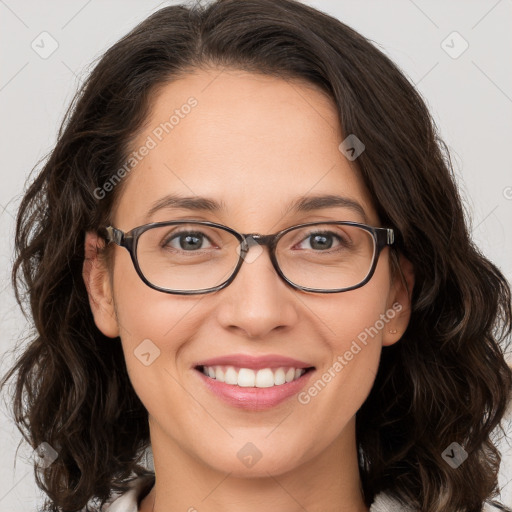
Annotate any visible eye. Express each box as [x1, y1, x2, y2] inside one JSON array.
[[163, 231, 214, 251], [295, 230, 350, 251]]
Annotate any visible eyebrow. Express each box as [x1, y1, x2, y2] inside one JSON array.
[[146, 193, 368, 222], [291, 194, 367, 221], [146, 194, 222, 218]]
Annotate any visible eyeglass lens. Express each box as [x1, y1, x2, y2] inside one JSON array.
[[135, 222, 376, 293]]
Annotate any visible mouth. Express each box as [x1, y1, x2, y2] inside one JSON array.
[[193, 357, 316, 410], [194, 364, 315, 388]]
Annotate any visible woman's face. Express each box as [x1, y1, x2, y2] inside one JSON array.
[[86, 68, 411, 478]]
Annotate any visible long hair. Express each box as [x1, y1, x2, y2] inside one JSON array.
[[2, 1, 511, 510]]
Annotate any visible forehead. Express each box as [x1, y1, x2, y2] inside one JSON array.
[[113, 68, 377, 229]]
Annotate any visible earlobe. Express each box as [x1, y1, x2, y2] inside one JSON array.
[[382, 252, 415, 347], [82, 231, 119, 338]]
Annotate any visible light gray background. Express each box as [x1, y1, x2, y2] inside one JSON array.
[[1, 0, 511, 510]]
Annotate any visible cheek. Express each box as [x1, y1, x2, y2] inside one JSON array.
[[109, 249, 201, 385], [296, 258, 393, 427], [321, 256, 392, 356], [322, 289, 386, 376], [306, 291, 390, 469], [111, 246, 202, 333]]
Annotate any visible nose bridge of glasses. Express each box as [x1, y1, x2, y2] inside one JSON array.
[[243, 233, 274, 246], [239, 233, 278, 256]]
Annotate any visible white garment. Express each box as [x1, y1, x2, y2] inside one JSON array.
[[98, 474, 508, 512]]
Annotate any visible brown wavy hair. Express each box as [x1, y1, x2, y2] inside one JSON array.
[[2, 1, 511, 510]]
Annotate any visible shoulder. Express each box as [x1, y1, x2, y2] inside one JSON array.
[[101, 474, 155, 512]]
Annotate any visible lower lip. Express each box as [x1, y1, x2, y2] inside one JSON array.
[[195, 368, 315, 410]]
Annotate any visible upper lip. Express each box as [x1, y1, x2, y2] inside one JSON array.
[[194, 354, 315, 370]]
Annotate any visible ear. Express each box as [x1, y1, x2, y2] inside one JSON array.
[[82, 231, 120, 338], [382, 252, 415, 347]]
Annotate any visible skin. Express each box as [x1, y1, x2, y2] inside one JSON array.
[[83, 68, 414, 512]]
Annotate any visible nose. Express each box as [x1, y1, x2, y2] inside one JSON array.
[[215, 242, 299, 339]]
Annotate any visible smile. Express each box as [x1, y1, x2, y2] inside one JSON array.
[[194, 364, 316, 410], [197, 365, 314, 388]]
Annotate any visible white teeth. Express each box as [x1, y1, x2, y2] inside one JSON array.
[[224, 366, 238, 385], [255, 368, 274, 388], [273, 368, 286, 386], [200, 365, 309, 387], [215, 367, 225, 383], [238, 368, 255, 387], [285, 368, 295, 382]]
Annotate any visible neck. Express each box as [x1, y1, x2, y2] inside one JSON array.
[[139, 416, 369, 512]]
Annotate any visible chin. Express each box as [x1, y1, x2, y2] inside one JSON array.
[[196, 440, 307, 478]]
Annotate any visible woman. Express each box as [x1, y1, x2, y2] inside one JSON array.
[[1, 0, 511, 511]]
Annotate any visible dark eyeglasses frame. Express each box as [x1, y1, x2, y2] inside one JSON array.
[[99, 220, 394, 295]]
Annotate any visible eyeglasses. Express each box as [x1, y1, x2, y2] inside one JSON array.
[[99, 220, 394, 295]]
